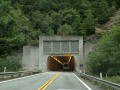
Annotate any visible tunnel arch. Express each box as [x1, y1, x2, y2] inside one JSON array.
[[47, 55, 75, 71]]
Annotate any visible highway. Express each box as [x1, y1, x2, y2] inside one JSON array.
[[0, 72, 104, 90]]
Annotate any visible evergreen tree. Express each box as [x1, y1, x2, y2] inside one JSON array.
[[82, 9, 95, 35], [72, 16, 84, 35], [57, 24, 73, 35], [92, 0, 110, 24]]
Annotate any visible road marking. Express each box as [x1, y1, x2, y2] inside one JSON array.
[[38, 72, 61, 90], [73, 73, 92, 90], [0, 72, 48, 84]]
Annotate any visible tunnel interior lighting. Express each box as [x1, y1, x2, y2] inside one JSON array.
[[51, 56, 63, 65], [48, 55, 75, 71]]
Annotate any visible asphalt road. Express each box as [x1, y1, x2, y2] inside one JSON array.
[[0, 72, 104, 90]]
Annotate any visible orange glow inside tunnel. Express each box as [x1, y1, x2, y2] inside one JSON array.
[[47, 56, 75, 71]]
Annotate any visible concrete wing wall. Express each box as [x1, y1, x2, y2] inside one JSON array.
[[22, 46, 39, 71]]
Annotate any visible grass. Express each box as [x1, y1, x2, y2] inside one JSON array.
[[104, 76, 120, 84]]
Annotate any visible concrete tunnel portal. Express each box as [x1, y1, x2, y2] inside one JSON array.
[[47, 55, 75, 71], [22, 36, 83, 71]]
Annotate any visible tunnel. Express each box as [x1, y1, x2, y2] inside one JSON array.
[[47, 55, 75, 71]]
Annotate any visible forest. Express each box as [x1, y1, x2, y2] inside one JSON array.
[[0, 0, 120, 75]]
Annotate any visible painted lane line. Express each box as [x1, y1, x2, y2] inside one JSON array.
[[0, 72, 48, 84], [73, 73, 92, 90], [38, 75, 56, 90], [43, 73, 61, 90], [38, 72, 61, 90], [38, 72, 60, 90], [42, 73, 60, 89]]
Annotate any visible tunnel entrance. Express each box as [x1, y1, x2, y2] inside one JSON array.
[[47, 55, 75, 71]]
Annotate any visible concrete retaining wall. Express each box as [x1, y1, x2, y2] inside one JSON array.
[[22, 46, 39, 71]]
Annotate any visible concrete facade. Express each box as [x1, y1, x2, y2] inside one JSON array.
[[83, 41, 95, 71], [22, 36, 84, 71], [22, 46, 39, 71]]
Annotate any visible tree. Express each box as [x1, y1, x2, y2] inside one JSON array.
[[92, 0, 110, 24], [51, 11, 61, 34], [31, 11, 44, 29], [57, 24, 73, 35], [82, 9, 95, 35], [87, 25, 120, 75], [59, 8, 80, 25], [72, 16, 85, 35], [0, 1, 32, 56]]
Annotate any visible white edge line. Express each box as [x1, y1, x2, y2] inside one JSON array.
[[0, 72, 48, 84], [73, 73, 92, 90]]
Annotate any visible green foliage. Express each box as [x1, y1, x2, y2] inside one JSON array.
[[57, 24, 73, 35], [104, 76, 120, 83], [72, 16, 84, 35], [92, 0, 110, 24], [0, 58, 7, 72], [7, 59, 22, 71], [0, 1, 33, 56], [82, 9, 95, 35], [51, 11, 61, 34], [0, 0, 120, 71], [87, 25, 120, 75], [0, 58, 21, 72], [59, 8, 79, 25]]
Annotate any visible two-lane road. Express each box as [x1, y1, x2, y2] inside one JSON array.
[[46, 72, 91, 90], [0, 72, 103, 90]]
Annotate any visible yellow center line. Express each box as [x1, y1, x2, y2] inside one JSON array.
[[38, 72, 61, 90]]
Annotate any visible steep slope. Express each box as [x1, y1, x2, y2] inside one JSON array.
[[95, 9, 120, 33]]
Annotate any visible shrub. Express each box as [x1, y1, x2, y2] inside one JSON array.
[[0, 58, 22, 72], [87, 25, 120, 76]]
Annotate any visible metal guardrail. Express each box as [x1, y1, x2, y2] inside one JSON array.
[[77, 71, 120, 90], [0, 70, 41, 80], [0, 72, 16, 75]]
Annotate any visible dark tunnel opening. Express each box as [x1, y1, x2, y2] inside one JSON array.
[[47, 55, 75, 71]]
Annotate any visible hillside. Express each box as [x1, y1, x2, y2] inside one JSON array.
[[95, 9, 120, 33], [87, 9, 120, 76], [0, 0, 120, 72]]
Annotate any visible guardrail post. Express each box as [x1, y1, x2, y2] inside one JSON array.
[[84, 70, 85, 74], [106, 73, 108, 78], [4, 67, 6, 72], [100, 72, 102, 79]]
